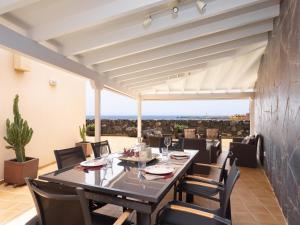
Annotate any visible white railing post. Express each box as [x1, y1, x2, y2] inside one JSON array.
[[137, 95, 142, 141], [91, 80, 103, 142], [249, 96, 255, 135]]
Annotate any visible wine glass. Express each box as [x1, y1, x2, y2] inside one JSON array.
[[164, 136, 172, 151], [100, 146, 110, 158]]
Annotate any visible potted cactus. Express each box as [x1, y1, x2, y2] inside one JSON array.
[[76, 124, 92, 156], [3, 95, 39, 186]]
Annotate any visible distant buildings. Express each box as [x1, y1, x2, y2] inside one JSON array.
[[230, 113, 250, 121]]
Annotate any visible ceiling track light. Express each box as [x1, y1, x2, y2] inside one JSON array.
[[172, 6, 179, 16], [196, 0, 207, 12], [143, 15, 152, 27]]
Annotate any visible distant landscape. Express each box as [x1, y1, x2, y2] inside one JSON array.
[[86, 115, 231, 120]]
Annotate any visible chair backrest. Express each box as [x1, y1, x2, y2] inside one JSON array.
[[218, 151, 233, 183], [220, 159, 240, 218], [149, 136, 164, 148], [206, 128, 219, 140], [25, 178, 91, 225], [183, 138, 206, 150], [91, 140, 111, 158], [170, 138, 184, 151], [54, 146, 86, 169], [184, 128, 196, 139]]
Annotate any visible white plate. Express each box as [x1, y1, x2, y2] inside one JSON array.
[[170, 152, 189, 157], [144, 165, 174, 175], [80, 158, 107, 167]]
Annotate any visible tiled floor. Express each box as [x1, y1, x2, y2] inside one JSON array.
[[0, 137, 287, 225]]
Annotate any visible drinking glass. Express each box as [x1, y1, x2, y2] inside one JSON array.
[[138, 148, 147, 171], [164, 136, 172, 151]]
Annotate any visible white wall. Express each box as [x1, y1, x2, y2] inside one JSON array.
[[0, 48, 86, 180]]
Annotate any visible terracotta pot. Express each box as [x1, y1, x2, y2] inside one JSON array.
[[4, 157, 39, 186], [76, 142, 92, 157]]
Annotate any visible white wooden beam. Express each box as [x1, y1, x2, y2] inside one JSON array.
[[121, 64, 207, 89], [98, 33, 267, 73], [83, 4, 277, 66], [132, 80, 169, 90], [63, 0, 278, 56], [93, 20, 273, 70], [141, 92, 255, 100], [0, 0, 39, 15], [126, 74, 183, 88], [30, 0, 168, 41], [117, 45, 265, 83], [0, 24, 135, 98]]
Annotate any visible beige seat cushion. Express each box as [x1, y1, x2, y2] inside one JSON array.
[[206, 128, 219, 140], [184, 128, 196, 139]]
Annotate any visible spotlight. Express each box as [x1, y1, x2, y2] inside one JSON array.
[[172, 6, 179, 15], [143, 15, 152, 27], [196, 0, 207, 12]]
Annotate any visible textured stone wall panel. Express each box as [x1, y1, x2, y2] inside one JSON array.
[[255, 0, 300, 224]]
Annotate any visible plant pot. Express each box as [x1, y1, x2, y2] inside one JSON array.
[[4, 157, 39, 186], [76, 142, 92, 157]]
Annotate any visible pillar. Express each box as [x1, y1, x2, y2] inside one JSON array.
[[249, 96, 255, 135], [90, 80, 103, 142], [137, 95, 142, 141]]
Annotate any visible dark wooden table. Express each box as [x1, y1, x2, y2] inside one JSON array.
[[39, 148, 199, 225]]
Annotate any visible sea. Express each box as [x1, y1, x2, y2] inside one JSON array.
[[86, 115, 230, 120]]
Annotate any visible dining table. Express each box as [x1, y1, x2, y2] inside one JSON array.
[[39, 148, 199, 225]]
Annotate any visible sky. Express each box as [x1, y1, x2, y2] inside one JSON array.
[[86, 82, 249, 116]]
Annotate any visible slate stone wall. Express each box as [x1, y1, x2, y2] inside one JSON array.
[[255, 0, 300, 224], [86, 119, 250, 138]]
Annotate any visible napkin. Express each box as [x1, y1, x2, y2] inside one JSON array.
[[170, 155, 189, 160], [75, 165, 104, 172]]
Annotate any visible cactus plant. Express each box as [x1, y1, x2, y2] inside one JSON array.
[[4, 95, 33, 162], [79, 124, 87, 142]]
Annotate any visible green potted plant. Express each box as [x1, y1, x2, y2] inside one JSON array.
[[86, 123, 95, 136], [3, 95, 38, 186], [76, 124, 92, 156], [174, 123, 188, 138]]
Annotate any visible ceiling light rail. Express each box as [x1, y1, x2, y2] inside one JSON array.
[[143, 0, 207, 27]]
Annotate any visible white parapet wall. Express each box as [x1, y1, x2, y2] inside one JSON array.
[[0, 48, 86, 181]]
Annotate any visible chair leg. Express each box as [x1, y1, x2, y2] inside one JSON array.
[[226, 198, 232, 220], [186, 193, 193, 203], [173, 184, 177, 200], [178, 187, 182, 201]]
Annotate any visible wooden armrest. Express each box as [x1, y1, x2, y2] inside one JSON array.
[[113, 209, 133, 225], [186, 175, 213, 182], [185, 181, 218, 189], [194, 163, 222, 169], [170, 205, 231, 225], [185, 175, 223, 186]]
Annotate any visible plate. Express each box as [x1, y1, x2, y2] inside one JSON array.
[[144, 165, 175, 175], [170, 152, 189, 157], [80, 158, 107, 167]]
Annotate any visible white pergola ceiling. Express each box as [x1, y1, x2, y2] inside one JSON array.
[[0, 0, 280, 99]]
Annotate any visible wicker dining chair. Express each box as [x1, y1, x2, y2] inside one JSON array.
[[91, 140, 112, 158], [54, 146, 106, 211], [54, 146, 86, 169], [156, 160, 240, 225], [25, 178, 132, 225], [176, 151, 233, 202]]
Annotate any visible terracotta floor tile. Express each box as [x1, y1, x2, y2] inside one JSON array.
[[253, 212, 279, 224]]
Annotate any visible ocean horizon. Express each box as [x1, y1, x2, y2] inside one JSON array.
[[86, 115, 231, 120]]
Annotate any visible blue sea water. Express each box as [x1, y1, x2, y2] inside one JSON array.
[[86, 115, 230, 120]]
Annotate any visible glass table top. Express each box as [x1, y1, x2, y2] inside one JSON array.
[[39, 148, 198, 203]]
